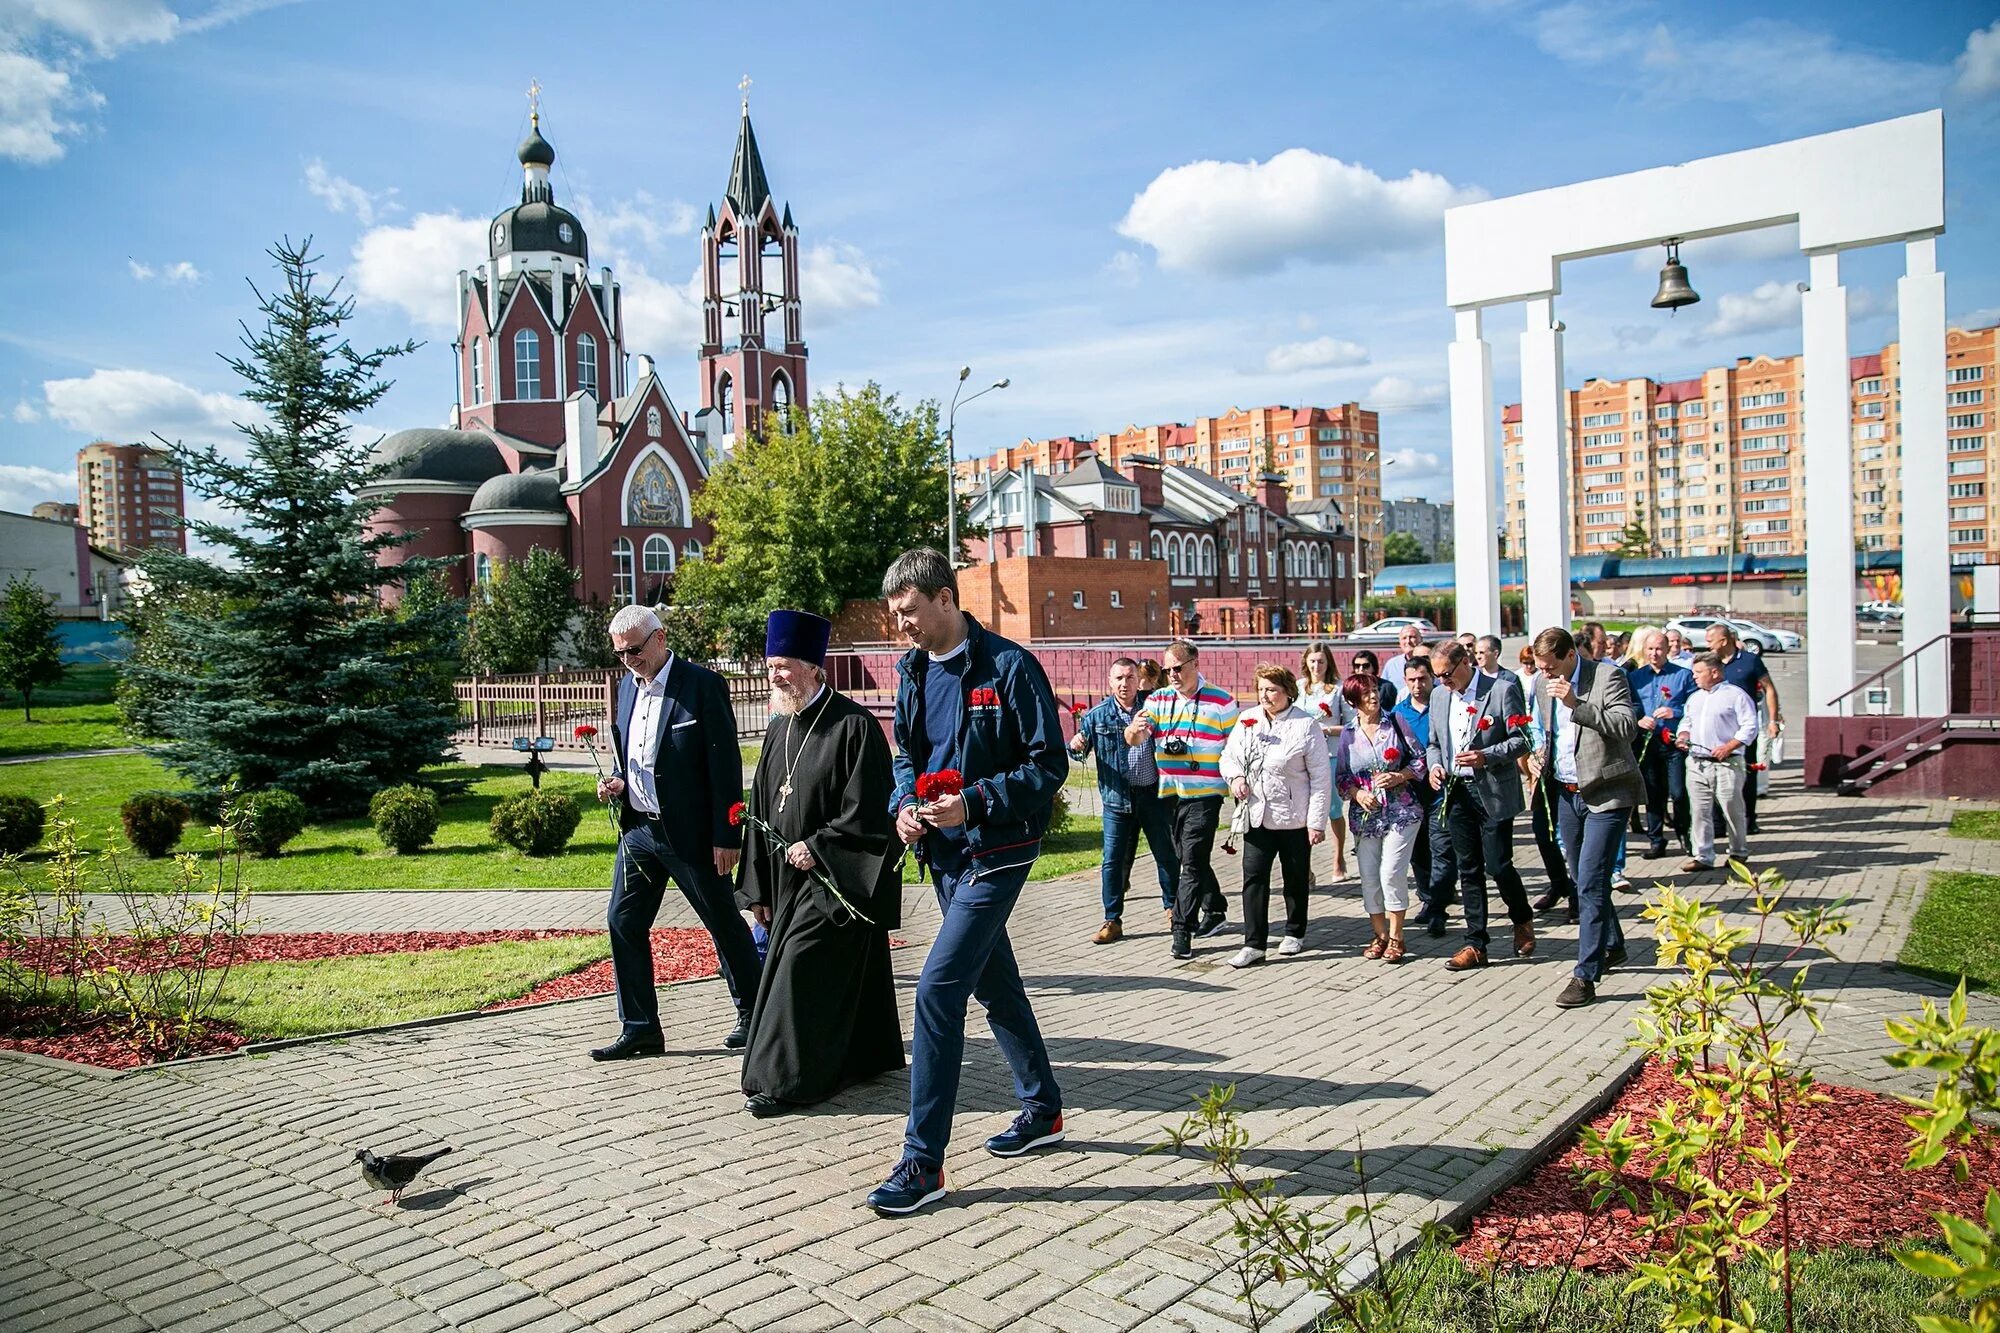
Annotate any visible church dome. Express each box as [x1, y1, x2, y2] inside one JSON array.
[[490, 200, 587, 261], [518, 126, 555, 168], [373, 429, 509, 485], [467, 466, 564, 515]]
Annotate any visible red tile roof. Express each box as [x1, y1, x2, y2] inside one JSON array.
[[1850, 354, 1883, 378]]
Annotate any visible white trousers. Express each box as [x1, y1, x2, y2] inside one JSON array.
[[1355, 820, 1419, 915], [1687, 755, 1748, 865]]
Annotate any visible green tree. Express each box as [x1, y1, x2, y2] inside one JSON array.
[[673, 384, 959, 655], [465, 547, 579, 674], [0, 576, 64, 721], [1616, 500, 1654, 558], [123, 238, 461, 815], [1381, 531, 1425, 566]]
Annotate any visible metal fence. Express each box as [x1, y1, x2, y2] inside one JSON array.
[[453, 664, 785, 746]]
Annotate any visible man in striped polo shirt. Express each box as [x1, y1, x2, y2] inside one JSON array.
[[1125, 639, 1239, 960]]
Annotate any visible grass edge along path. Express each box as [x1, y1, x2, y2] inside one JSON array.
[[1898, 869, 2000, 991]]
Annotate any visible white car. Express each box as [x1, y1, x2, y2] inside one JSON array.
[[1860, 600, 1904, 620], [1727, 618, 1801, 653], [1352, 616, 1439, 638], [1665, 615, 1780, 654]]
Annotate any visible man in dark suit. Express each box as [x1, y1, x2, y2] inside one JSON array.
[[1425, 642, 1534, 970], [590, 605, 762, 1060], [1474, 635, 1521, 698], [1530, 626, 1643, 1008]]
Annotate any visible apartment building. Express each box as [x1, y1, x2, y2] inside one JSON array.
[[1384, 497, 1454, 559], [1499, 323, 1998, 565], [959, 402, 1386, 570], [76, 441, 187, 555]]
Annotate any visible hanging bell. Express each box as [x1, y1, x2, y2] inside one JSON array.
[[1651, 239, 1700, 312]]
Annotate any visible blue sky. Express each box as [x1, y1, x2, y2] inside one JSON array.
[[3, 0, 1998, 528]]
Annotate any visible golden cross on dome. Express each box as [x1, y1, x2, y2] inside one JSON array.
[[739, 73, 752, 110], [528, 78, 542, 127]]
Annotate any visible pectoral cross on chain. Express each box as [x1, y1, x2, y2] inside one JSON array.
[[776, 776, 793, 813]]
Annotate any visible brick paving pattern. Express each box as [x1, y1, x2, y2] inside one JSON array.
[[4, 774, 1996, 1331]]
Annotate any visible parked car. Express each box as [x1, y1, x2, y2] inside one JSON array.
[[1860, 600, 1904, 620], [1856, 606, 1895, 626], [1665, 615, 1774, 654], [1350, 616, 1439, 640], [1727, 617, 1802, 653]]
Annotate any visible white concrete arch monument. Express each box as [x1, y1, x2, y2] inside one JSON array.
[[1442, 111, 1947, 752]]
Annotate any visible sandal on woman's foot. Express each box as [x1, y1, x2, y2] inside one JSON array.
[[1383, 937, 1407, 963], [1362, 935, 1387, 960]]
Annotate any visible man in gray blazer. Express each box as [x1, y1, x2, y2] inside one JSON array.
[[1530, 626, 1643, 1008], [1426, 642, 1534, 970]]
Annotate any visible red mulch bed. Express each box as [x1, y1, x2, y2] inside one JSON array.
[[1, 928, 599, 976], [1459, 1058, 2000, 1271], [0, 1003, 249, 1070], [487, 927, 717, 1009]]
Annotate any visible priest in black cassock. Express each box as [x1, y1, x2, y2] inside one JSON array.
[[737, 609, 906, 1117]]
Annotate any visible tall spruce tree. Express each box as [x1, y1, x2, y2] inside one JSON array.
[[126, 239, 462, 814], [0, 576, 65, 721]]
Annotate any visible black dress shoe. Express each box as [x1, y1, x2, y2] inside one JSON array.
[[724, 1015, 750, 1049], [744, 1093, 785, 1118], [1531, 891, 1563, 914], [1555, 977, 1596, 1008], [1564, 908, 1579, 926], [1647, 841, 1668, 859], [1603, 945, 1629, 970], [1425, 916, 1447, 938], [589, 1032, 664, 1061]]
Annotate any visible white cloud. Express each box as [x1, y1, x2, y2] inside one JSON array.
[[1956, 20, 2000, 98], [2, 0, 180, 54], [0, 47, 95, 163], [1366, 376, 1447, 409], [1954, 307, 2000, 331], [127, 257, 200, 283], [1380, 445, 1451, 499], [1629, 223, 1801, 272], [1262, 336, 1369, 375], [1117, 148, 1484, 276], [616, 261, 704, 359], [12, 398, 41, 422], [351, 211, 487, 332], [585, 189, 698, 251], [1103, 250, 1143, 287], [1704, 280, 1801, 340], [304, 157, 386, 225], [800, 241, 881, 320], [41, 367, 247, 448], [0, 462, 74, 513]]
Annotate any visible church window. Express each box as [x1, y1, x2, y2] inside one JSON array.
[[642, 535, 674, 577], [717, 372, 735, 434], [646, 405, 661, 437], [575, 334, 598, 399], [1150, 533, 1165, 562], [682, 539, 703, 562], [469, 338, 484, 404], [771, 371, 792, 420], [1201, 536, 1217, 577], [612, 539, 635, 606], [475, 553, 493, 585], [558, 222, 574, 244], [626, 454, 685, 527], [513, 329, 542, 399]]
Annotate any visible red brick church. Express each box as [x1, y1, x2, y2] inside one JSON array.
[[363, 92, 808, 606]]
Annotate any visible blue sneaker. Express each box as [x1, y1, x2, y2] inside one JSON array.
[[985, 1109, 1066, 1158], [866, 1158, 946, 1216]]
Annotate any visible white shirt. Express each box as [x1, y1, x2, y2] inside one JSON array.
[[1550, 663, 1582, 785], [1682, 681, 1759, 757], [1439, 686, 1476, 777], [623, 654, 674, 814]]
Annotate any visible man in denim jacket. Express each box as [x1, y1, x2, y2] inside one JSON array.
[[866, 548, 1070, 1217], [1072, 656, 1179, 946]]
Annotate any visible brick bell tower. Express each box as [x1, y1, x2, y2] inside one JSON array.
[[698, 77, 807, 449]]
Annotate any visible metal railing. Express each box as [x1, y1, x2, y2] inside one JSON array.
[[452, 665, 778, 745]]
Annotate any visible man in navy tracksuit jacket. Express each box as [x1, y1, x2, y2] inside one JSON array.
[[865, 549, 1069, 1216]]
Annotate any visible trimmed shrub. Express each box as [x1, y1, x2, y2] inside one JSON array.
[[1046, 786, 1073, 839], [489, 789, 583, 857], [0, 795, 45, 856], [236, 789, 309, 858], [122, 792, 192, 858], [369, 785, 441, 855]]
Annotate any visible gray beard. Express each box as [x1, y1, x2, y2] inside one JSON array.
[[770, 684, 816, 716]]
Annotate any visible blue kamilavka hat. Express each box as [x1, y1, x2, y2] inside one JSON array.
[[765, 609, 832, 665]]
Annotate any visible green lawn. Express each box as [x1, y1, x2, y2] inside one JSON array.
[[1900, 870, 2000, 991], [0, 702, 130, 759], [1, 661, 118, 709], [1031, 816, 1104, 882], [1948, 808, 2000, 841], [1386, 1239, 1957, 1332], [208, 935, 612, 1037]]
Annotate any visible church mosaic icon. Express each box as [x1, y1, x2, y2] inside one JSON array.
[[627, 455, 684, 527]]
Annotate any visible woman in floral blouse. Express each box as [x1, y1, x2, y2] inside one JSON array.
[[1297, 641, 1349, 881], [1332, 672, 1428, 962]]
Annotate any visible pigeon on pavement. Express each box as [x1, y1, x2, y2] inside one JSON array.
[[354, 1146, 453, 1205]]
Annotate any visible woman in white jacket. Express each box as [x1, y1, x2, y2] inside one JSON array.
[[1219, 664, 1331, 967]]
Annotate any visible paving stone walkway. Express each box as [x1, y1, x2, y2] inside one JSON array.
[[3, 775, 1995, 1332]]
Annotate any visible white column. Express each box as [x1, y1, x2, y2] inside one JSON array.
[[1448, 307, 1501, 635], [1898, 238, 1949, 715], [1519, 297, 1571, 636], [1802, 251, 1856, 717]]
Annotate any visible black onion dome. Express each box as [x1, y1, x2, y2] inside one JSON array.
[[518, 126, 556, 167], [372, 429, 509, 485], [467, 467, 564, 514]]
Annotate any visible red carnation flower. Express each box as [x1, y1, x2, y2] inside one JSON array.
[[1660, 729, 1675, 745], [1660, 688, 1672, 700], [574, 724, 598, 739], [916, 769, 965, 804], [1382, 746, 1400, 763], [1506, 713, 1532, 727], [1240, 717, 1258, 729], [1069, 701, 1085, 715], [728, 801, 746, 827], [1748, 762, 1768, 771], [1318, 701, 1332, 715], [1478, 717, 1493, 729]]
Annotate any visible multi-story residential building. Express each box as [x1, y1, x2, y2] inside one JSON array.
[[1499, 322, 1998, 566], [1384, 497, 1454, 559], [958, 402, 1386, 569], [76, 441, 187, 555], [30, 501, 79, 523]]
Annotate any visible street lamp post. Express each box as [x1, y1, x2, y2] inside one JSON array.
[[945, 367, 1009, 565]]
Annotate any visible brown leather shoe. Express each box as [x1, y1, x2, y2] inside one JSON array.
[[1514, 922, 1536, 957], [1093, 919, 1123, 945], [1446, 945, 1487, 971]]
